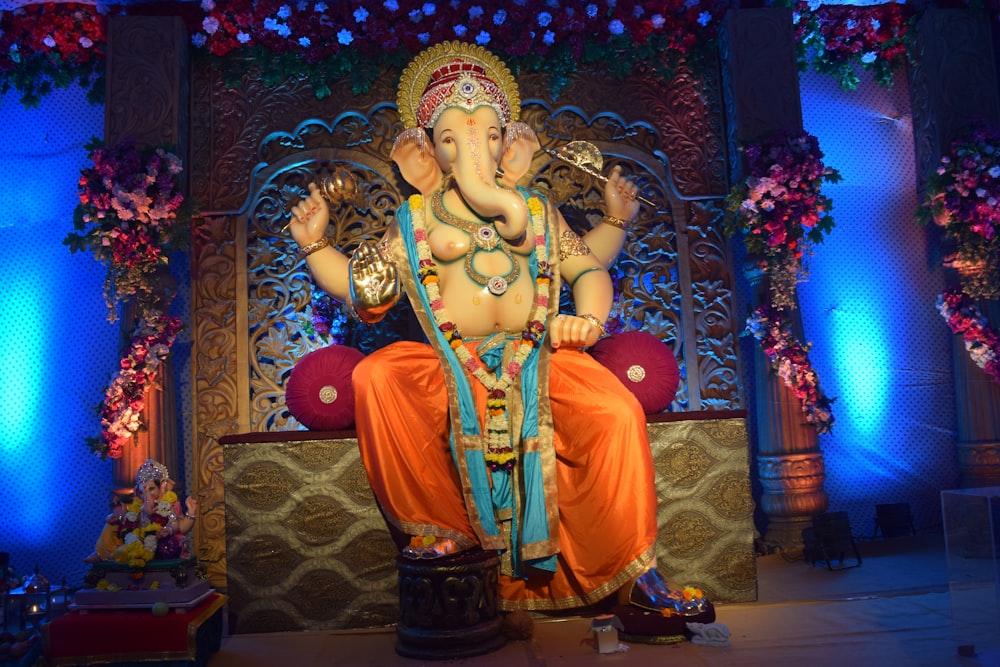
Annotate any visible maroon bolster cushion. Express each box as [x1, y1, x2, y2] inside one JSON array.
[[285, 345, 365, 430], [588, 331, 680, 414]]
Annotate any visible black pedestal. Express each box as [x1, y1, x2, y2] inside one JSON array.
[[395, 550, 506, 660]]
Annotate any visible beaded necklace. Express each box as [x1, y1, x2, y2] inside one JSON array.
[[410, 193, 550, 470], [430, 189, 520, 295]]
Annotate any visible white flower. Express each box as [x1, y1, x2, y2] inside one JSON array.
[[354, 8, 369, 22], [586, 4, 597, 19], [191, 33, 207, 48], [871, 18, 881, 30], [493, 9, 507, 25], [337, 29, 353, 45], [315, 2, 328, 11], [124, 532, 140, 546], [609, 19, 624, 35], [157, 500, 173, 516], [200, 0, 215, 11], [383, 0, 398, 11], [79, 36, 93, 48], [861, 51, 877, 64], [263, 17, 279, 31], [469, 5, 484, 19], [633, 6, 643, 17], [298, 36, 311, 47], [409, 9, 423, 22], [43, 35, 56, 48], [543, 30, 555, 45], [144, 535, 158, 552], [698, 12, 712, 27], [454, 24, 468, 37], [651, 14, 665, 29], [418, 32, 430, 43], [423, 2, 436, 16], [277, 5, 292, 19], [538, 12, 552, 27], [276, 23, 291, 38], [238, 31, 251, 44], [476, 30, 491, 45]]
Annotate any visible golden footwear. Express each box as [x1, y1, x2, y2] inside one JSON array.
[[619, 568, 710, 616]]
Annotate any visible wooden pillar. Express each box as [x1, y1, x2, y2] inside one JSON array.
[[909, 9, 1000, 488], [104, 15, 189, 493], [721, 8, 828, 550]]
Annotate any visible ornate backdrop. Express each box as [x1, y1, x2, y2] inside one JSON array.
[[184, 53, 746, 585]]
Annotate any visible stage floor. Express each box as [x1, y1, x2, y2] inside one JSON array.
[[207, 532, 1000, 667]]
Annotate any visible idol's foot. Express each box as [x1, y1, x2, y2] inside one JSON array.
[[619, 568, 709, 616], [83, 552, 101, 564], [401, 536, 462, 559]]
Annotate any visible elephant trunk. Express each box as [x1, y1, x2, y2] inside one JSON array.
[[451, 127, 529, 241]]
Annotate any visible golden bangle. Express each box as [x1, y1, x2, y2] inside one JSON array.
[[299, 237, 330, 257], [602, 215, 631, 229], [577, 313, 607, 337]]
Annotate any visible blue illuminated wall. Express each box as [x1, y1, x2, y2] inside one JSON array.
[[0, 84, 115, 585], [796, 69, 959, 534]]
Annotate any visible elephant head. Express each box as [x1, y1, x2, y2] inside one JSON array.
[[391, 41, 536, 240], [391, 119, 539, 197]]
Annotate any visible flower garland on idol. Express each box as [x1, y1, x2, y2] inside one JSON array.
[[726, 129, 839, 432], [66, 138, 192, 458], [410, 194, 550, 470], [112, 490, 181, 569]]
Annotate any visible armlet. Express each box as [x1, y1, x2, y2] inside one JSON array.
[[558, 228, 591, 261]]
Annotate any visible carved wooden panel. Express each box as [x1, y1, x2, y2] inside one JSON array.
[[105, 16, 189, 152], [190, 56, 744, 583]]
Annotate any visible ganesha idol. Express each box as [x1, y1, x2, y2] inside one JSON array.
[[287, 41, 712, 630]]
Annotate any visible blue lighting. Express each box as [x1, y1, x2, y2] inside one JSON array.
[[798, 70, 956, 529], [0, 85, 112, 579]]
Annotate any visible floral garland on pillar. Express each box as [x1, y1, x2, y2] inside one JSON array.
[[921, 124, 1000, 386], [65, 138, 193, 457], [725, 129, 840, 432]]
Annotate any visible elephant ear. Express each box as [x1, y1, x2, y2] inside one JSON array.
[[390, 128, 443, 196], [499, 121, 540, 189]]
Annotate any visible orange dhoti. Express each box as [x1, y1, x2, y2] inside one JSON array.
[[353, 340, 657, 611]]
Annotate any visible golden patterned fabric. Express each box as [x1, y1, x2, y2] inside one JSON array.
[[222, 415, 755, 633]]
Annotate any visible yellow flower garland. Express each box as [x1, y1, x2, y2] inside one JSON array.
[[410, 194, 550, 469]]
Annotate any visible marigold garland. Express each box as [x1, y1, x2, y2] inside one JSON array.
[[114, 491, 181, 567], [410, 193, 550, 470]]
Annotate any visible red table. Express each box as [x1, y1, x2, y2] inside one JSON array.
[[41, 593, 226, 667]]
